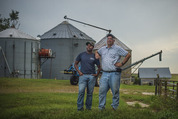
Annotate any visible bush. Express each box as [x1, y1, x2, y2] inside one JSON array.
[[133, 76, 141, 85], [157, 110, 178, 119], [149, 96, 178, 119]]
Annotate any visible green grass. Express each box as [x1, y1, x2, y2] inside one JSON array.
[[0, 78, 178, 119], [171, 74, 178, 81], [121, 84, 155, 92]]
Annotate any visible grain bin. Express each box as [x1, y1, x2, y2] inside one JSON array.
[[0, 28, 40, 78], [40, 21, 95, 79]]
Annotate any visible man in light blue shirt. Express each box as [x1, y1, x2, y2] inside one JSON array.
[[95, 34, 131, 110]]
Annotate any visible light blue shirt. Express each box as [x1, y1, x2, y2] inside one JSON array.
[[98, 44, 128, 71]]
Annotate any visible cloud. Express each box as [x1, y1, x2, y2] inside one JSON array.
[[131, 34, 178, 73], [133, 34, 178, 54]]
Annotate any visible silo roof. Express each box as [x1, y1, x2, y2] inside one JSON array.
[[94, 35, 131, 51], [40, 21, 94, 41], [138, 67, 172, 79], [0, 28, 37, 40]]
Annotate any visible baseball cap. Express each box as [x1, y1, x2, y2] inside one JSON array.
[[86, 42, 95, 47], [107, 34, 115, 38]]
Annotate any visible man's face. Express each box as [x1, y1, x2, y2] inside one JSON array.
[[86, 44, 94, 52], [107, 36, 115, 46]]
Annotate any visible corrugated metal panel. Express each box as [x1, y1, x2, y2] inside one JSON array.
[[40, 21, 96, 79], [0, 38, 40, 78], [0, 28, 40, 79], [41, 38, 94, 79], [40, 21, 94, 41], [138, 67, 172, 79], [94, 36, 131, 51], [0, 28, 38, 40]]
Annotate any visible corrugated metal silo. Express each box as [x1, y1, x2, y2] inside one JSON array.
[[40, 21, 95, 79], [0, 28, 40, 79]]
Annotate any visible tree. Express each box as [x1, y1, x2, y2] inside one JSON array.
[[9, 10, 19, 28], [0, 10, 20, 31], [0, 15, 10, 31]]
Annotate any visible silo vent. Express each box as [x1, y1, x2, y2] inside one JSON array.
[[73, 35, 76, 38], [80, 33, 83, 36], [74, 43, 78, 47], [9, 33, 13, 37]]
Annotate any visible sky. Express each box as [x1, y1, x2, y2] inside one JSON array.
[[0, 0, 178, 74]]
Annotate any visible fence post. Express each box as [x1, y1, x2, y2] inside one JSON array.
[[172, 81, 175, 96], [155, 79, 157, 95], [155, 74, 159, 95], [165, 81, 167, 98], [158, 79, 162, 96], [177, 83, 178, 100]]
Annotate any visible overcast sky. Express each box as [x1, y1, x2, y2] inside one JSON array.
[[0, 0, 178, 73]]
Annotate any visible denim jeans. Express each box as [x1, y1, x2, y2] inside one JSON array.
[[77, 74, 96, 110], [99, 72, 121, 110]]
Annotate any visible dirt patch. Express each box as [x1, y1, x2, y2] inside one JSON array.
[[123, 92, 129, 94], [120, 89, 130, 94], [142, 92, 154, 95], [126, 101, 149, 108]]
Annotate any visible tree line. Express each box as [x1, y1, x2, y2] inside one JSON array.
[[0, 10, 20, 32]]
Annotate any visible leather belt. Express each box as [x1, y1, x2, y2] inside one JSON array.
[[102, 71, 117, 73], [102, 68, 122, 73]]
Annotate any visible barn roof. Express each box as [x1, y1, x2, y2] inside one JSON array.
[[40, 21, 94, 41], [138, 67, 171, 79], [94, 35, 131, 51], [0, 28, 37, 40]]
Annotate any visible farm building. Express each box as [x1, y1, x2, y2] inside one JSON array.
[[138, 67, 171, 85], [40, 21, 95, 79], [0, 28, 40, 78], [94, 35, 132, 78]]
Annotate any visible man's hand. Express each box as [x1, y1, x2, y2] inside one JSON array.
[[92, 74, 98, 77], [79, 71, 83, 76], [114, 62, 122, 67], [93, 65, 101, 77], [95, 51, 101, 59], [74, 61, 83, 76]]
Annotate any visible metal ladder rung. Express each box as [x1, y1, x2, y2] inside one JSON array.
[[167, 82, 176, 86], [169, 89, 176, 92]]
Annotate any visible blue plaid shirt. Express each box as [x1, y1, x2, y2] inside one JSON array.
[[98, 44, 128, 71]]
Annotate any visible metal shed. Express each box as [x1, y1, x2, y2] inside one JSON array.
[[0, 28, 40, 78], [138, 67, 172, 85], [94, 35, 132, 78], [40, 21, 95, 79]]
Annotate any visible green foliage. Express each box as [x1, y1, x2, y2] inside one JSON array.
[[0, 15, 10, 31], [156, 110, 178, 119], [134, 103, 141, 109], [171, 74, 178, 81], [133, 76, 141, 85], [0, 10, 19, 31], [150, 96, 178, 111], [121, 84, 155, 92], [121, 94, 152, 104]]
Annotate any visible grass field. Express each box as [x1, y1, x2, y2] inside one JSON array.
[[0, 77, 178, 119], [171, 74, 178, 81]]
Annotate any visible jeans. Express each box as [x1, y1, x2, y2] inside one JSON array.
[[77, 74, 96, 110], [99, 72, 121, 110]]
